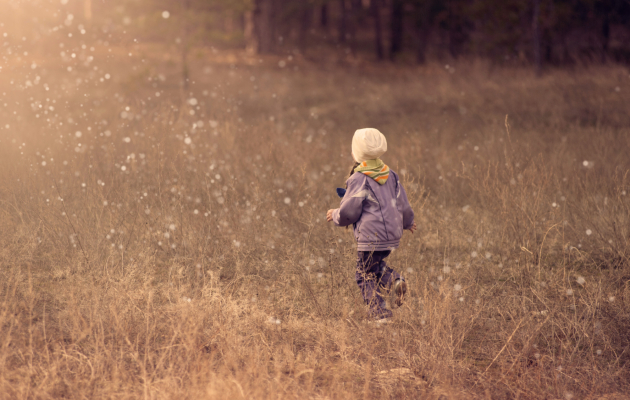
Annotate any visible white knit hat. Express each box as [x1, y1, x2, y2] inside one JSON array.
[[351, 128, 387, 162]]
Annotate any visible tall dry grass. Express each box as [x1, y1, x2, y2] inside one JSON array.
[[0, 44, 629, 399]]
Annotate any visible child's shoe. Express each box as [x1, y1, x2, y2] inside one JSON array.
[[369, 307, 393, 321], [392, 279, 407, 307], [373, 317, 392, 326]]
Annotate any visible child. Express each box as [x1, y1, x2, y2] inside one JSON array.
[[326, 128, 416, 321]]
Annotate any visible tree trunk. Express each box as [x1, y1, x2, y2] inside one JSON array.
[[602, 13, 610, 63], [532, 0, 542, 76], [415, 27, 429, 64], [390, 0, 404, 60], [339, 0, 347, 43], [254, 0, 275, 53], [349, 0, 362, 54], [321, 4, 329, 28], [371, 0, 384, 60], [299, 6, 312, 52], [446, 1, 466, 59], [244, 11, 256, 54], [181, 0, 191, 92], [84, 0, 92, 21]]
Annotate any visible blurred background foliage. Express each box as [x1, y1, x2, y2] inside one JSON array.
[[4, 0, 630, 69]]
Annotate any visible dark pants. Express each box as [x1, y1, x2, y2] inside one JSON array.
[[356, 250, 402, 319]]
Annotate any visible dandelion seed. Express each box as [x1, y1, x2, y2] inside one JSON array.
[[164, 232, 170, 239], [454, 284, 462, 291], [534, 353, 540, 359], [609, 296, 615, 302], [184, 137, 192, 145], [278, 60, 286, 68], [596, 349, 602, 355], [443, 266, 451, 274], [583, 160, 589, 167], [458, 297, 464, 302], [462, 205, 470, 212], [103, 201, 108, 206], [565, 392, 573, 400], [193, 209, 198, 214], [586, 229, 592, 236], [162, 11, 170, 19], [41, 161, 46, 166], [169, 224, 176, 231], [123, 137, 131, 143], [121, 166, 127, 171], [471, 251, 478, 258], [566, 289, 573, 296], [145, 208, 150, 215], [298, 201, 304, 207], [485, 252, 491, 259], [576, 276, 585, 285], [475, 299, 480, 305], [158, 241, 162, 246], [284, 197, 291, 205], [552, 202, 557, 207], [406, 267, 413, 273], [75, 131, 82, 138]]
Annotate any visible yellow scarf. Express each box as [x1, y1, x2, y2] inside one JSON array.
[[354, 159, 389, 185]]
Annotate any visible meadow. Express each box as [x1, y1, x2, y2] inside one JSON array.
[[0, 40, 629, 399]]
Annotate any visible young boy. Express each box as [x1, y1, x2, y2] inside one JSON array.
[[326, 128, 416, 321]]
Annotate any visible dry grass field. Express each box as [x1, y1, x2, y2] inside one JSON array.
[[1, 39, 630, 399]]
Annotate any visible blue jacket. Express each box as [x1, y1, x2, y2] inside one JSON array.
[[333, 170, 414, 251]]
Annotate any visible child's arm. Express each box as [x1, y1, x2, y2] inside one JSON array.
[[397, 179, 416, 232], [326, 176, 364, 226]]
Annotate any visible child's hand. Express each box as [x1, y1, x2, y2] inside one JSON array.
[[408, 222, 417, 234], [326, 209, 335, 222]]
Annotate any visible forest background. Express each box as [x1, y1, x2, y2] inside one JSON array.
[[5, 0, 630, 69]]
